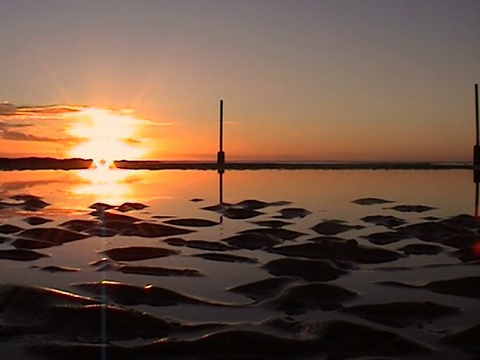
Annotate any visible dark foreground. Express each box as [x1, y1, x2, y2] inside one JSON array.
[[0, 189, 479, 359]]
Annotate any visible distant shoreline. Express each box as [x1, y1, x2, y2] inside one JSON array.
[[0, 157, 472, 171]]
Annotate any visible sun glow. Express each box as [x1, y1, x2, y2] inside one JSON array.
[[68, 108, 146, 167], [73, 170, 129, 204]]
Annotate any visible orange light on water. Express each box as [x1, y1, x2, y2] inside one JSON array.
[[68, 108, 146, 167], [73, 166, 133, 204]]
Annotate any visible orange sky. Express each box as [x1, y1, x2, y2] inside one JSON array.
[[0, 1, 478, 162]]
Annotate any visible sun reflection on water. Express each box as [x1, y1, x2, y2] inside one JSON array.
[[73, 165, 134, 205]]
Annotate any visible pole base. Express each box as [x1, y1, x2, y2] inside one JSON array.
[[474, 145, 480, 170], [217, 151, 225, 166]]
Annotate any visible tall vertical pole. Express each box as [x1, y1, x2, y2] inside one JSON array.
[[217, 100, 225, 166], [476, 84, 479, 146], [474, 85, 480, 171], [220, 100, 223, 152]]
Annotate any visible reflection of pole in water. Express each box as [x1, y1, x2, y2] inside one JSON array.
[[217, 169, 224, 224], [218, 170, 224, 205], [475, 181, 479, 219]]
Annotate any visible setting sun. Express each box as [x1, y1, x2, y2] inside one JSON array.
[[68, 108, 146, 167]]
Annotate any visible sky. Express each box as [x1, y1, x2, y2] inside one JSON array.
[[0, 0, 479, 162]]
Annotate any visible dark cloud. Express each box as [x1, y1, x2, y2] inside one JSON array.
[[0, 103, 84, 119], [0, 129, 63, 142]]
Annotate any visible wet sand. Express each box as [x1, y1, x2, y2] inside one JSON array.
[[0, 188, 479, 359]]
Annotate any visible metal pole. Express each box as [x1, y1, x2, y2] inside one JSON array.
[[220, 100, 223, 152], [476, 84, 479, 146], [217, 100, 225, 166], [474, 85, 480, 171]]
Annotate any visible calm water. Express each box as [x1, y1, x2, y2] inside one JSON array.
[[0, 169, 478, 359]]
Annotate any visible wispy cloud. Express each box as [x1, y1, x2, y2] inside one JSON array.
[[0, 128, 74, 142], [0, 103, 88, 144]]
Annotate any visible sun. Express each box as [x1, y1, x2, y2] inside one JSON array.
[[68, 108, 145, 167]]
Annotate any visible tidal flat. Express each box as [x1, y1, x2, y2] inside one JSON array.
[[0, 169, 478, 359]]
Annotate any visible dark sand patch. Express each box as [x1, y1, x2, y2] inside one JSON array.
[[352, 197, 394, 205], [72, 281, 230, 307], [193, 252, 258, 264], [268, 240, 403, 264], [360, 215, 406, 228], [116, 264, 203, 277], [164, 218, 218, 227], [251, 219, 292, 228], [362, 230, 410, 245], [151, 215, 176, 219], [388, 204, 436, 213], [189, 198, 204, 202], [397, 220, 478, 248], [227, 277, 298, 300], [307, 235, 347, 242], [125, 222, 193, 237], [27, 319, 432, 359], [341, 301, 461, 328], [398, 243, 445, 255], [378, 276, 480, 299], [0, 248, 49, 261], [263, 258, 349, 282], [276, 207, 311, 219], [18, 198, 50, 211], [13, 238, 55, 249], [59, 219, 101, 232], [103, 246, 179, 261], [22, 216, 53, 226], [312, 220, 363, 235], [221, 207, 263, 220], [441, 323, 480, 356], [18, 227, 89, 245], [235, 199, 271, 210], [164, 238, 234, 252], [239, 227, 305, 240], [265, 282, 358, 313], [84, 226, 119, 237], [0, 224, 24, 234], [221, 232, 282, 250], [0, 284, 95, 321], [116, 202, 148, 212], [88, 202, 115, 211], [92, 211, 141, 223], [201, 203, 263, 219], [39, 265, 81, 273]]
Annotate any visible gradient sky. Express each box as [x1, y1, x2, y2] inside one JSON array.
[[0, 0, 479, 161]]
